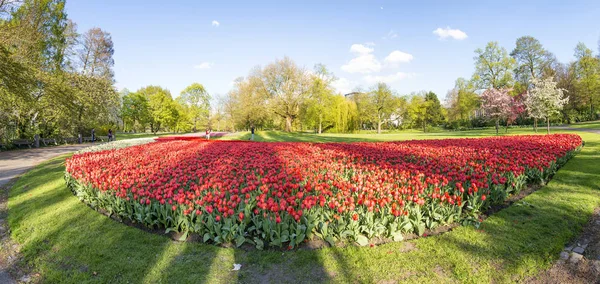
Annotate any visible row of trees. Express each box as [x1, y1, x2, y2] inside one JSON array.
[[120, 83, 211, 133], [0, 0, 213, 141], [216, 36, 598, 134], [446, 37, 600, 130], [0, 0, 118, 140], [217, 57, 446, 133]]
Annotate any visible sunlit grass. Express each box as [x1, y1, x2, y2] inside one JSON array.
[[6, 129, 600, 283]]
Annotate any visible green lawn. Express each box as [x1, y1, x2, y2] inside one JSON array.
[[6, 129, 600, 283]]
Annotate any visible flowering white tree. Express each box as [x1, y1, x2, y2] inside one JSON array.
[[525, 77, 569, 134], [480, 88, 512, 135]]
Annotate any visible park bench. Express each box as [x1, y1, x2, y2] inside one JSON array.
[[13, 139, 33, 148], [63, 137, 78, 144], [42, 138, 58, 146], [83, 136, 95, 143], [96, 136, 109, 142]]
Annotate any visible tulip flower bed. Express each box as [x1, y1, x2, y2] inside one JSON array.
[[64, 134, 582, 249]]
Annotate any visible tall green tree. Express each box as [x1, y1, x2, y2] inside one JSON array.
[[121, 91, 150, 132], [369, 82, 400, 134], [179, 83, 211, 132], [406, 94, 429, 132], [260, 57, 310, 132], [472, 41, 516, 89], [510, 36, 553, 88], [446, 78, 480, 125], [424, 91, 445, 126], [573, 42, 600, 116], [305, 63, 336, 134], [137, 86, 178, 133]]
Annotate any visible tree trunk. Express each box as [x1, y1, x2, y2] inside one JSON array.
[[534, 118, 537, 132], [495, 119, 499, 135], [422, 121, 426, 133], [377, 119, 382, 134], [547, 117, 550, 134], [285, 116, 293, 132], [318, 115, 322, 134]]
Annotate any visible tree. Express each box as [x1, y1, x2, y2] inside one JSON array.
[[525, 77, 569, 134], [573, 42, 600, 117], [510, 36, 553, 88], [68, 72, 119, 133], [406, 94, 429, 132], [226, 73, 272, 131], [424, 91, 445, 126], [472, 41, 516, 89], [480, 88, 512, 135], [369, 82, 400, 134], [446, 78, 480, 126], [121, 91, 150, 132], [78, 27, 114, 80], [179, 83, 211, 132], [506, 92, 526, 132], [137, 86, 178, 133], [305, 64, 336, 134], [347, 90, 375, 130], [260, 57, 310, 132]]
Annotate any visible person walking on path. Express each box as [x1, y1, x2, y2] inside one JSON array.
[[91, 128, 96, 144], [108, 129, 113, 142], [251, 126, 255, 141]]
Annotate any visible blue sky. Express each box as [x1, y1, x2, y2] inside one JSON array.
[[65, 0, 600, 103]]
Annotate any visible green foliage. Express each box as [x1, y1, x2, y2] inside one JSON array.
[[0, 0, 118, 140], [136, 86, 180, 133], [472, 41, 516, 89], [510, 36, 553, 87], [179, 83, 211, 131], [573, 42, 600, 116], [424, 91, 445, 126]]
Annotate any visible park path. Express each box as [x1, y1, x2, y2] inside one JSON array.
[[0, 144, 90, 284], [0, 145, 90, 188], [553, 126, 600, 135]]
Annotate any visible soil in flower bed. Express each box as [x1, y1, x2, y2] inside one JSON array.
[[65, 134, 582, 250]]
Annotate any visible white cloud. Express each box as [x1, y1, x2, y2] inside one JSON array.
[[433, 27, 468, 40], [342, 44, 382, 74], [384, 50, 414, 65], [212, 20, 220, 27], [194, 62, 213, 69], [364, 72, 415, 84], [383, 30, 398, 40], [349, 43, 374, 54], [341, 54, 381, 74], [331, 77, 356, 95]]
